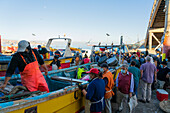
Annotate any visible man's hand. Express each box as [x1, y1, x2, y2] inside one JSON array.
[[0, 84, 6, 90], [0, 77, 11, 90], [78, 84, 84, 90], [116, 87, 119, 91], [129, 92, 132, 98], [44, 70, 48, 76], [41, 64, 48, 76], [166, 74, 170, 78]]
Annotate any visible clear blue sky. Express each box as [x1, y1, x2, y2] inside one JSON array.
[[0, 0, 154, 44]]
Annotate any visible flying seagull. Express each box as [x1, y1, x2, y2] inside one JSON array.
[[87, 39, 92, 44], [106, 33, 110, 36], [32, 33, 36, 36]]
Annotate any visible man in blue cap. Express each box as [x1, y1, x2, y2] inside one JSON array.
[[38, 45, 49, 59]]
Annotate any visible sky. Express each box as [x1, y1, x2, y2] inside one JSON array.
[[0, 0, 154, 45]]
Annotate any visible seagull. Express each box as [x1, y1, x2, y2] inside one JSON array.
[[32, 33, 36, 36], [87, 39, 92, 44], [106, 33, 110, 36]]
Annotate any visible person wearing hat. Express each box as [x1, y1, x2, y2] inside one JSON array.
[[157, 60, 170, 89], [37, 45, 49, 59], [0, 40, 49, 92], [50, 55, 61, 70], [54, 50, 61, 57], [79, 68, 105, 113], [100, 63, 114, 113]]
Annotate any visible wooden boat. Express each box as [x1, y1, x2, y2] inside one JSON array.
[[0, 63, 93, 113]]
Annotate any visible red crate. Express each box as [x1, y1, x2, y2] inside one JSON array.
[[156, 89, 169, 101], [60, 63, 70, 69]]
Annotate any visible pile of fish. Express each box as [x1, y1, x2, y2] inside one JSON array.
[[0, 81, 46, 103]]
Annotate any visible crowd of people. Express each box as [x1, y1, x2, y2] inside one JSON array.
[[79, 50, 170, 113], [1, 40, 169, 113]]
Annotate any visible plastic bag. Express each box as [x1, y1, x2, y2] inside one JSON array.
[[128, 95, 138, 113]]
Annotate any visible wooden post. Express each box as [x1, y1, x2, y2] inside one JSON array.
[[149, 32, 152, 50]]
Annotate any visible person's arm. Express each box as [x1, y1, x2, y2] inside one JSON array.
[[57, 60, 61, 69], [166, 72, 170, 78], [154, 71, 157, 82], [103, 77, 108, 85], [33, 49, 47, 75], [154, 65, 157, 81], [41, 64, 48, 75], [82, 89, 87, 96], [129, 74, 134, 98], [0, 77, 11, 90], [140, 64, 143, 79], [116, 73, 119, 90], [140, 70, 143, 79], [33, 49, 44, 65], [1, 55, 18, 89], [85, 83, 95, 100], [138, 69, 141, 80]]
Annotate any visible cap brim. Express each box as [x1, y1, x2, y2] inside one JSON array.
[[17, 47, 26, 52]]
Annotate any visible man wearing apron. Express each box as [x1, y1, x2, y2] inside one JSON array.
[[0, 40, 49, 93], [79, 68, 105, 113], [101, 63, 114, 113]]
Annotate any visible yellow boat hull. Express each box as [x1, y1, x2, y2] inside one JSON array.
[[8, 90, 84, 113], [44, 58, 73, 65]]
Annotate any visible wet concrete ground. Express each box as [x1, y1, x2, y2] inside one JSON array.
[[111, 81, 170, 113]]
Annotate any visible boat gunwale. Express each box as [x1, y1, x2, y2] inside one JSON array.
[[0, 63, 94, 112], [0, 79, 88, 112]]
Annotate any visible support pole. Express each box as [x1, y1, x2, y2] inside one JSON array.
[[119, 36, 123, 65], [149, 32, 153, 50]]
